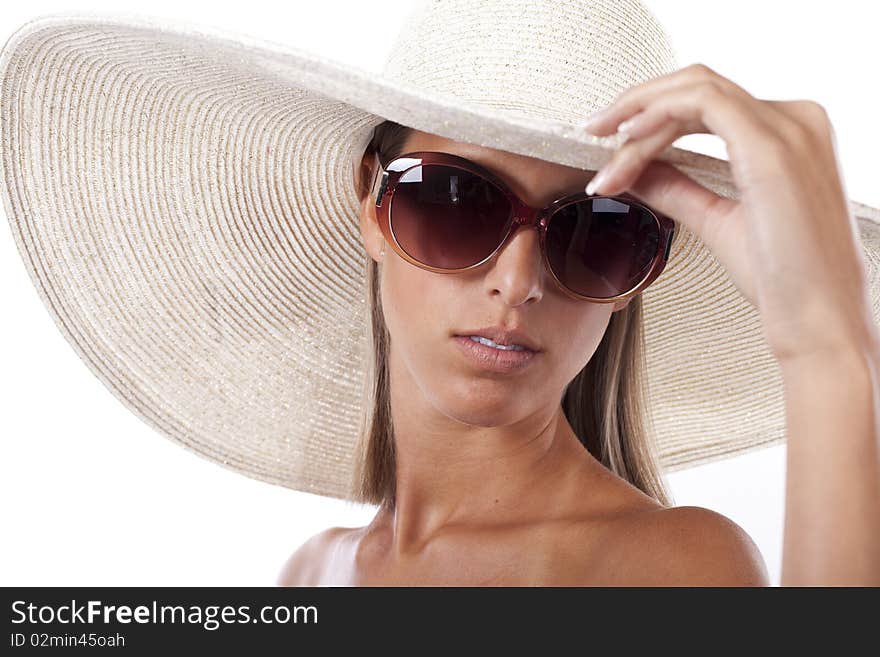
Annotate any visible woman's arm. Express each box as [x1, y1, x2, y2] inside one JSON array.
[[579, 62, 880, 585], [778, 336, 880, 586]]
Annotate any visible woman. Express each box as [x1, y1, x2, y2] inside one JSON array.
[[3, 2, 877, 587], [277, 65, 880, 586]]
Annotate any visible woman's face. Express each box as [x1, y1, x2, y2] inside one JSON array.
[[358, 129, 632, 426]]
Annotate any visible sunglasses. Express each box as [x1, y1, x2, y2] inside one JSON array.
[[369, 150, 676, 302]]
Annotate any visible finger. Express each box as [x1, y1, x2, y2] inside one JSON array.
[[624, 159, 737, 255], [592, 120, 685, 196], [581, 63, 754, 135], [596, 82, 785, 191], [617, 107, 710, 142]]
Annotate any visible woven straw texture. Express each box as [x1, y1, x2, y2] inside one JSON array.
[[2, 0, 879, 501]]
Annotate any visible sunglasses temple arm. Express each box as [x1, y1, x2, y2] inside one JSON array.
[[665, 222, 676, 260], [371, 161, 389, 208]]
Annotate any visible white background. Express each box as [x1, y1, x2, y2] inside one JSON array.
[[1, 0, 877, 586]]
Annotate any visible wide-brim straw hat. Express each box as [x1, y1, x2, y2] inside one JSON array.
[[2, 0, 879, 501]]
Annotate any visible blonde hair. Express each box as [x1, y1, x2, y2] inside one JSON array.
[[350, 120, 673, 509]]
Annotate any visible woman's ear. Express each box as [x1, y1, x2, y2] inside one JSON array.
[[357, 151, 385, 264], [355, 149, 377, 202], [611, 296, 633, 313]]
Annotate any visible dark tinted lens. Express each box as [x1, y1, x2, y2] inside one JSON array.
[[389, 164, 511, 269], [545, 197, 659, 298]]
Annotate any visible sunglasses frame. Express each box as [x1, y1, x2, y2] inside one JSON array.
[[369, 150, 677, 303]]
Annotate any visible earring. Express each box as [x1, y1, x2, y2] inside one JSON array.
[[380, 242, 386, 258]]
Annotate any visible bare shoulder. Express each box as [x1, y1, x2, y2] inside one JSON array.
[[275, 526, 350, 586], [604, 505, 772, 586]]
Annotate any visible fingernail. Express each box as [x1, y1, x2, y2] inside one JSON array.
[[585, 169, 607, 196], [578, 108, 608, 131], [617, 117, 635, 135]]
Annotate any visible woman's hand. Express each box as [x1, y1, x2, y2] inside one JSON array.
[[580, 63, 878, 363]]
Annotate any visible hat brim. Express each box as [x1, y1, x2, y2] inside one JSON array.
[[2, 12, 879, 500]]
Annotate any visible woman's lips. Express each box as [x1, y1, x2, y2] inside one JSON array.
[[452, 336, 540, 374]]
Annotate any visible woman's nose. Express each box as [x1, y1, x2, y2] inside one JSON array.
[[483, 223, 545, 305]]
